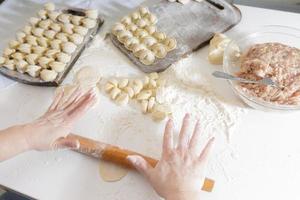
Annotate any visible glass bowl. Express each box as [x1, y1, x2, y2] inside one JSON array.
[[223, 25, 300, 111]]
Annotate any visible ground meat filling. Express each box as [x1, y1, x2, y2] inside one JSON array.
[[237, 42, 300, 105]]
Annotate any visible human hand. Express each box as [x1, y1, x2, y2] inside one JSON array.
[[127, 114, 214, 200], [24, 87, 97, 151]]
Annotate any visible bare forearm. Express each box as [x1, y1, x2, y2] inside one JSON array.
[[0, 124, 31, 162]]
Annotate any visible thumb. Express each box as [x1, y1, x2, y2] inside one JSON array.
[[52, 137, 80, 150], [127, 155, 152, 179]]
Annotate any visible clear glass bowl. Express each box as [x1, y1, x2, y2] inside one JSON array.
[[223, 25, 300, 111]]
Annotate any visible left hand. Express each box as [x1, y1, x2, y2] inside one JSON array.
[[24, 87, 97, 151]]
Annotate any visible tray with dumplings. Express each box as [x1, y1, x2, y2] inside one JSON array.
[[110, 0, 241, 73], [0, 3, 104, 87]]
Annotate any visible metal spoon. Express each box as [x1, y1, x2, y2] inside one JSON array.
[[212, 71, 279, 88]]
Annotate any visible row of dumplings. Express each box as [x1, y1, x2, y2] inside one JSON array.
[[112, 7, 177, 65], [0, 2, 98, 82], [104, 72, 172, 121]]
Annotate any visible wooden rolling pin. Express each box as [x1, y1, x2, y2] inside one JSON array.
[[67, 134, 215, 192]]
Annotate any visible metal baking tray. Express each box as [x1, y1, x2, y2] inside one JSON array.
[[0, 7, 104, 87], [111, 0, 241, 73]]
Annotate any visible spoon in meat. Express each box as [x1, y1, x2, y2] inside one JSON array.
[[212, 71, 280, 88]]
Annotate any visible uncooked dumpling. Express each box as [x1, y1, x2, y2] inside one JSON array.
[[141, 36, 157, 47], [126, 23, 138, 32], [44, 30, 57, 39], [37, 37, 49, 47], [132, 43, 147, 57], [153, 31, 166, 41], [44, 2, 55, 11], [58, 14, 70, 23], [29, 17, 40, 26], [23, 25, 32, 35], [32, 46, 46, 55], [40, 69, 58, 81], [37, 9, 47, 19], [44, 49, 59, 59], [50, 23, 62, 32], [85, 9, 98, 19], [121, 16, 131, 26], [38, 56, 53, 68], [4, 59, 15, 70], [61, 42, 77, 54], [16, 31, 26, 43], [139, 49, 155, 65], [139, 7, 150, 17], [26, 35, 38, 46], [18, 43, 31, 54], [134, 29, 148, 39], [38, 19, 52, 29], [163, 37, 177, 51], [124, 37, 139, 50], [3, 47, 15, 56], [69, 33, 84, 45], [71, 15, 83, 26], [50, 39, 62, 50], [48, 11, 60, 21], [25, 54, 39, 65], [8, 40, 19, 48], [62, 23, 74, 34], [112, 23, 126, 36], [131, 11, 141, 21], [55, 33, 69, 42], [32, 27, 44, 37], [146, 13, 157, 25], [26, 65, 41, 77], [145, 25, 156, 34], [73, 26, 88, 36], [49, 61, 66, 72], [11, 52, 24, 60], [151, 43, 167, 58], [81, 18, 96, 28], [15, 60, 28, 73], [136, 18, 147, 28], [56, 52, 71, 63]]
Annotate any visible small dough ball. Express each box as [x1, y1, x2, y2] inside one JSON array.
[[55, 32, 69, 42], [4, 59, 15, 70], [48, 11, 60, 21], [85, 9, 98, 19], [118, 78, 129, 89], [23, 25, 32, 35], [110, 87, 121, 100], [81, 18, 96, 28], [58, 14, 70, 23], [151, 43, 167, 58], [146, 13, 157, 25], [44, 2, 55, 11], [123, 86, 135, 98], [112, 23, 126, 36], [15, 60, 28, 73], [121, 16, 132, 26], [117, 30, 133, 44], [69, 33, 84, 45], [145, 25, 156, 35], [50, 22, 62, 32], [139, 49, 155, 65], [18, 43, 31, 54], [37, 37, 49, 47], [25, 54, 39, 65], [26, 35, 38, 46], [141, 36, 157, 47], [131, 11, 141, 21], [153, 32, 166, 41], [71, 15, 83, 26], [37, 9, 48, 19], [73, 26, 88, 36], [50, 39, 62, 50], [0, 56, 5, 64], [38, 56, 53, 68], [163, 37, 177, 51], [32, 27, 44, 37], [132, 43, 147, 57], [3, 47, 16, 57], [11, 52, 24, 60], [26, 65, 41, 77], [126, 23, 138, 32], [44, 29, 57, 39], [136, 18, 147, 28], [139, 7, 150, 17], [61, 42, 77, 54], [134, 28, 148, 39], [32, 46, 46, 55], [136, 90, 152, 100], [56, 52, 71, 63], [124, 37, 139, 50], [29, 17, 40, 26], [38, 19, 52, 29], [40, 69, 58, 81], [16, 31, 26, 43], [8, 40, 20, 48], [49, 61, 66, 72], [62, 23, 74, 34], [44, 49, 59, 58]]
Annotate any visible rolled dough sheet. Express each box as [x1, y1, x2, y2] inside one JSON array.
[[99, 160, 129, 182]]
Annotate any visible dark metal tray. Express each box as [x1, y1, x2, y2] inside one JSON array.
[[0, 8, 104, 87], [111, 0, 241, 73]]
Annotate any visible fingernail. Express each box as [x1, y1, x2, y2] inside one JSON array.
[[127, 155, 137, 163]]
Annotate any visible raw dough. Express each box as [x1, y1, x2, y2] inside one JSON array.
[[208, 33, 231, 65], [98, 160, 128, 182], [74, 66, 100, 88]]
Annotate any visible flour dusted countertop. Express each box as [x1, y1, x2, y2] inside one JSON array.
[[0, 1, 300, 200]]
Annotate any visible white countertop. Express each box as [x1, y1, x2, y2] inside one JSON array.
[[0, 1, 300, 200]]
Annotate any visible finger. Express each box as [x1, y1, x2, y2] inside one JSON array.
[[188, 120, 201, 153], [177, 114, 191, 151], [51, 137, 80, 150], [65, 92, 97, 122], [162, 119, 174, 158], [198, 137, 215, 164], [127, 155, 152, 179], [48, 90, 64, 111], [57, 86, 82, 110]]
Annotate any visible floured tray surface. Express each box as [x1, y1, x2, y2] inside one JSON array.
[[0, 8, 104, 87], [111, 0, 241, 73]]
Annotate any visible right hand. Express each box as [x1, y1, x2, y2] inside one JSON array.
[[128, 114, 214, 200]]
